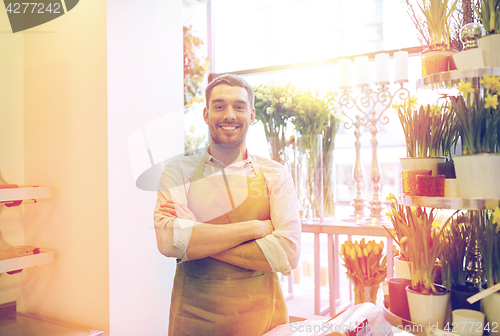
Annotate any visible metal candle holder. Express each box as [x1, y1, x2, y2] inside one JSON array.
[[336, 81, 410, 225]]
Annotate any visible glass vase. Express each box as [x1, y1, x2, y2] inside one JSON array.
[[266, 136, 287, 165], [353, 283, 380, 305], [295, 134, 323, 219], [322, 150, 336, 218]]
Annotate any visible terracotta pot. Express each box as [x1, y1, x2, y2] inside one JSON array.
[[421, 48, 457, 77]]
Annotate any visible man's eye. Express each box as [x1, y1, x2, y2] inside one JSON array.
[[214, 105, 224, 110], [235, 105, 245, 110]]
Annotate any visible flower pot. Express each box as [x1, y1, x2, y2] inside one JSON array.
[[400, 157, 447, 176], [477, 33, 500, 67], [452, 309, 485, 336], [437, 160, 455, 178], [452, 48, 485, 70], [483, 291, 500, 334], [406, 284, 450, 328], [454, 154, 500, 199], [417, 175, 445, 197], [421, 48, 457, 77], [388, 278, 412, 321], [450, 284, 480, 311], [402, 170, 431, 196], [394, 255, 411, 279]]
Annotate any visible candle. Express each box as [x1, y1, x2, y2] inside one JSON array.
[[394, 51, 408, 82], [375, 53, 390, 83], [338, 59, 351, 88], [355, 56, 369, 86]]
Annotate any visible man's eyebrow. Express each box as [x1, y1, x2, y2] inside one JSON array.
[[210, 99, 248, 105]]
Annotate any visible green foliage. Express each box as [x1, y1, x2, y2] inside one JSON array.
[[475, 211, 500, 287], [440, 213, 472, 289], [474, 0, 500, 34], [396, 99, 458, 158], [417, 0, 458, 47], [184, 25, 209, 112]]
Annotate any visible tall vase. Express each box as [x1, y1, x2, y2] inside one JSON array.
[[266, 136, 286, 165], [295, 134, 323, 219], [353, 283, 380, 305], [322, 150, 336, 218]]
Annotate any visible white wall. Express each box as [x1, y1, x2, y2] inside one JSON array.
[[22, 0, 109, 331], [107, 0, 184, 335]]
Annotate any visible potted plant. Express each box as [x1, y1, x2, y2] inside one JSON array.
[[253, 81, 296, 165], [340, 238, 387, 304], [451, 76, 500, 199], [289, 89, 341, 219], [385, 194, 449, 327], [417, 0, 459, 76], [384, 193, 412, 279], [394, 96, 456, 195], [475, 0, 500, 66], [476, 202, 500, 329], [439, 213, 479, 311]]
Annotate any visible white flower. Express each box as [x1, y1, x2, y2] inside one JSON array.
[[283, 103, 290, 109], [264, 88, 271, 94], [279, 97, 286, 103], [266, 107, 274, 115], [255, 92, 263, 100]]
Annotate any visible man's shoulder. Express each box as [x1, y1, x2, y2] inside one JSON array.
[[164, 153, 203, 172]]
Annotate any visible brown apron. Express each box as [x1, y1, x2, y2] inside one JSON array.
[[168, 158, 288, 336]]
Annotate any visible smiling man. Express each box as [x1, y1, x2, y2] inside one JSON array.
[[154, 74, 301, 336]]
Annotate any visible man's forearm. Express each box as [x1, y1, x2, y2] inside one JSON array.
[[185, 220, 271, 260], [211, 241, 272, 271]]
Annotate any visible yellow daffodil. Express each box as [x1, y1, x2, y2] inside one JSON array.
[[491, 79, 500, 92], [457, 80, 475, 96], [480, 75, 494, 90], [406, 96, 418, 109], [484, 93, 499, 109], [485, 200, 500, 211], [492, 207, 500, 225], [350, 248, 356, 260], [429, 105, 441, 117], [363, 248, 368, 257], [357, 249, 363, 259]]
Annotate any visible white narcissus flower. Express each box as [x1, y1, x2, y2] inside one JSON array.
[[264, 88, 271, 94], [255, 92, 263, 100], [266, 107, 274, 115], [279, 97, 286, 103]]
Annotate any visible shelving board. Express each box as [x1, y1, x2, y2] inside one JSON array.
[[400, 194, 500, 210], [0, 313, 103, 336], [416, 67, 500, 90], [0, 186, 52, 203], [0, 249, 54, 274]]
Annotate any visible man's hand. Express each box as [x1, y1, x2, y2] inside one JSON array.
[[160, 200, 197, 221]]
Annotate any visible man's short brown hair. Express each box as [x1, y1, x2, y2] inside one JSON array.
[[205, 74, 254, 109]]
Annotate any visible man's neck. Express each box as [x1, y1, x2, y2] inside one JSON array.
[[208, 144, 247, 166]]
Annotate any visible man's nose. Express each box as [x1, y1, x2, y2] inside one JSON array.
[[223, 106, 236, 120]]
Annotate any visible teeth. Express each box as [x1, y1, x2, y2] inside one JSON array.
[[221, 126, 236, 130]]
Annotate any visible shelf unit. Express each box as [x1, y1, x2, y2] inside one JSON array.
[[416, 67, 500, 90], [0, 185, 103, 335], [0, 186, 53, 204]]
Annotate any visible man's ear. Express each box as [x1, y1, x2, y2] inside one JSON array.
[[250, 108, 256, 123], [203, 107, 209, 125]]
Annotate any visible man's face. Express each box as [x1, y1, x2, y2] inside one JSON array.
[[204, 84, 255, 150]]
